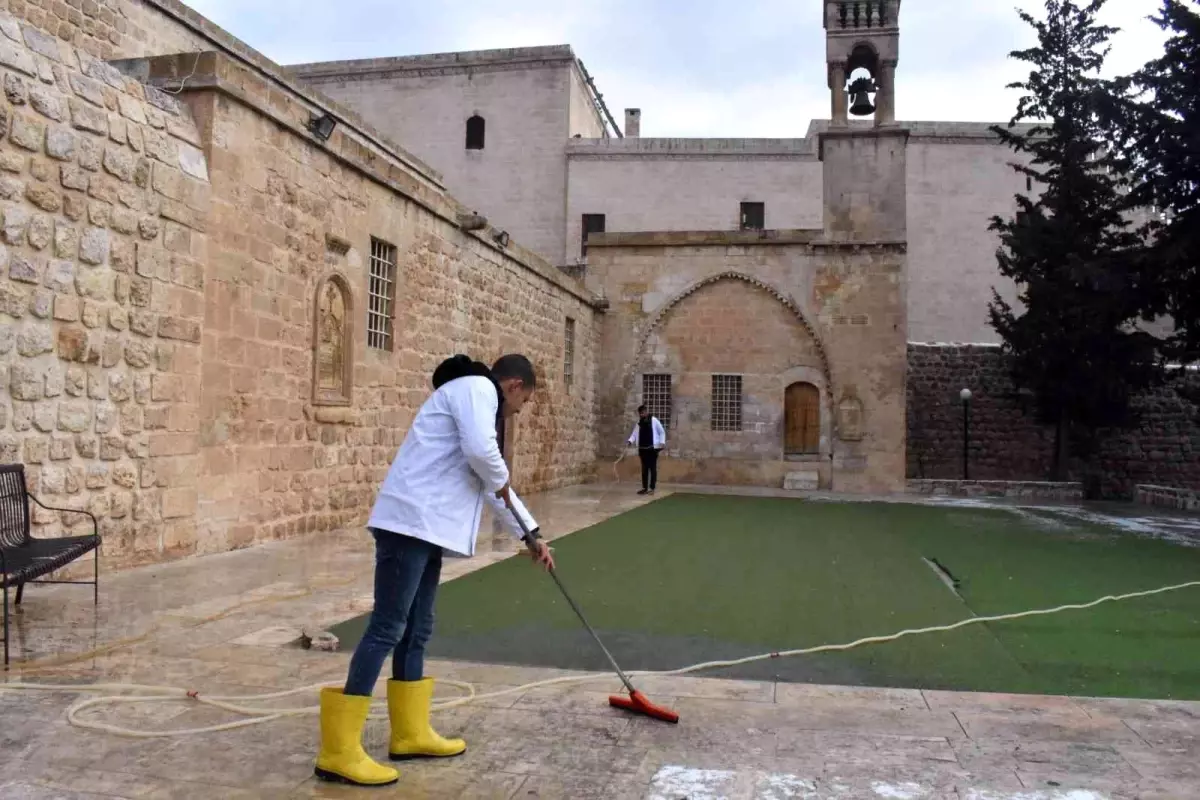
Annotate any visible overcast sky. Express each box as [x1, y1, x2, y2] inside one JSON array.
[[185, 0, 1168, 138]]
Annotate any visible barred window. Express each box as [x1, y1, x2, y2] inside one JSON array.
[[367, 238, 397, 350], [563, 317, 575, 391], [711, 374, 742, 431], [641, 374, 672, 430]]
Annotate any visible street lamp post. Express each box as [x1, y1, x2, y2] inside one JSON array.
[[960, 388, 972, 481]]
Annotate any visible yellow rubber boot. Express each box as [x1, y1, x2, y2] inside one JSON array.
[[387, 678, 467, 761], [314, 688, 400, 786]]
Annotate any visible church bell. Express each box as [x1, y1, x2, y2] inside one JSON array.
[[847, 76, 877, 116]]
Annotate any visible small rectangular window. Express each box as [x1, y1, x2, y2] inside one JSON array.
[[711, 374, 743, 432], [740, 202, 764, 231], [368, 238, 397, 351], [582, 213, 606, 257], [642, 373, 672, 430], [563, 317, 576, 391]]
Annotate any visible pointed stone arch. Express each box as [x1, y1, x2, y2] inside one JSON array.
[[632, 271, 832, 388], [620, 271, 836, 448]]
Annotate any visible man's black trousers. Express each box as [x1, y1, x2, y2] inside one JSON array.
[[638, 447, 659, 490]]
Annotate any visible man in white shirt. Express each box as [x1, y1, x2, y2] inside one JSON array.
[[627, 404, 667, 495], [315, 354, 554, 788]]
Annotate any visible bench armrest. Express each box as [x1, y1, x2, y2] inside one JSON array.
[[28, 493, 100, 539]]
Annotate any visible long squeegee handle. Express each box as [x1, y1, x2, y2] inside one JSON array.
[[506, 504, 638, 695]]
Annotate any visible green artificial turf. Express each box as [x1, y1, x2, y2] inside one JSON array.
[[328, 494, 1200, 700]]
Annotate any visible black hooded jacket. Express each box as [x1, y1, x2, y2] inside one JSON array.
[[431, 354, 506, 454]]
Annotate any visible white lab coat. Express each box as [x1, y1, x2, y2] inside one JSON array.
[[367, 375, 538, 557], [627, 416, 667, 450]]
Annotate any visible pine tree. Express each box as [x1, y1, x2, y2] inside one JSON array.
[[1113, 0, 1200, 365], [987, 0, 1167, 483]]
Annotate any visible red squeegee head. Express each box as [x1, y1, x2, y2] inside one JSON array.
[[609, 690, 680, 724]]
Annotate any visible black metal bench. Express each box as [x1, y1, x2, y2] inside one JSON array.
[[1, 463, 101, 668]]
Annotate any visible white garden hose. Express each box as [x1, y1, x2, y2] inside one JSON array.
[[3, 578, 1198, 739]]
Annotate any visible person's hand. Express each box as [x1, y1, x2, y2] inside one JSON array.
[[495, 483, 512, 507], [528, 539, 555, 571]]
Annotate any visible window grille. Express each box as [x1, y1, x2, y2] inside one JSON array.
[[711, 374, 743, 431], [367, 238, 397, 350]]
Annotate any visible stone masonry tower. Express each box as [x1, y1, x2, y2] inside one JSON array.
[[824, 0, 901, 127], [819, 0, 908, 243]]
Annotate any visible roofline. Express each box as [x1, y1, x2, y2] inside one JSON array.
[[287, 45, 578, 80]]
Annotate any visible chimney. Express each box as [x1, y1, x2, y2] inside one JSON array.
[[624, 108, 641, 138]]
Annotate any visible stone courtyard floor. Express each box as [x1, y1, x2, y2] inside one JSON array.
[[1, 484, 1198, 799]]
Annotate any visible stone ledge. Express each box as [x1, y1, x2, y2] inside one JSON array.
[[586, 229, 906, 251], [907, 479, 1083, 501], [138, 0, 444, 186], [1136, 485, 1200, 512], [784, 471, 820, 491], [567, 137, 819, 159], [312, 407, 357, 426], [287, 45, 578, 80]]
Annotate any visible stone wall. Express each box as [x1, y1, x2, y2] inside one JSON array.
[[3, 10, 603, 570], [289, 48, 583, 268], [907, 344, 1200, 498], [565, 139, 823, 269], [0, 0, 207, 61], [907, 479, 1083, 502], [1136, 485, 1200, 512], [904, 137, 1026, 345], [140, 50, 601, 563], [643, 278, 825, 461], [1, 9, 210, 567], [589, 231, 907, 494]]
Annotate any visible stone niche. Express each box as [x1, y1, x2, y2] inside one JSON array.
[[837, 392, 865, 441], [312, 274, 353, 407]]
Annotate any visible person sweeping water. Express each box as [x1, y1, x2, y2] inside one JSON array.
[[314, 353, 554, 787]]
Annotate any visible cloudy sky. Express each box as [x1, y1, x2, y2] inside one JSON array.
[[185, 0, 1168, 138]]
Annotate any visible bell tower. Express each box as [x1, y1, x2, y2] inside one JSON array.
[[817, 0, 908, 242], [824, 1, 901, 126]]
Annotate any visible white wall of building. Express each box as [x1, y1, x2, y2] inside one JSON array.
[[568, 67, 607, 139], [291, 49, 1030, 345], [905, 131, 1027, 344], [291, 49, 586, 264], [565, 139, 824, 264]]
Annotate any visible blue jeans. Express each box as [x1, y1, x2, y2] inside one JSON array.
[[343, 529, 443, 697]]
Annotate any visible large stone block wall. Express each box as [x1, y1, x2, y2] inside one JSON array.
[[589, 233, 907, 493], [149, 51, 600, 561], [907, 344, 1200, 498], [0, 0, 207, 61], [0, 9, 210, 568], [3, 12, 602, 571]]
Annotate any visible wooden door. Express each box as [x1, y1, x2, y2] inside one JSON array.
[[785, 383, 820, 454]]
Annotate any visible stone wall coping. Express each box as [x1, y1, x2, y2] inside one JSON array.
[[907, 479, 1085, 500], [114, 51, 604, 310], [567, 138, 820, 159], [585, 230, 906, 250], [135, 1, 452, 188], [910, 342, 1004, 348], [1136, 484, 1200, 496], [804, 118, 1041, 143], [910, 479, 1084, 488], [286, 45, 578, 80]]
